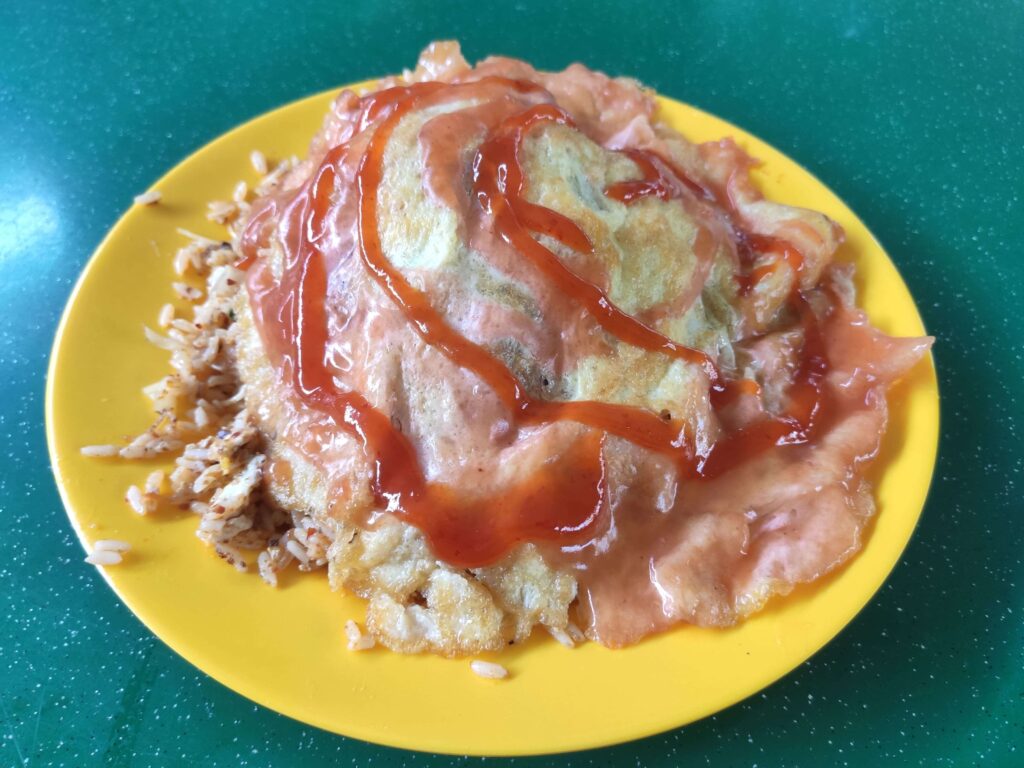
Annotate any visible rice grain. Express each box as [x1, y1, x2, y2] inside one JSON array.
[[214, 542, 247, 572], [285, 538, 309, 566], [345, 620, 375, 651], [470, 660, 508, 680], [143, 325, 179, 351], [80, 444, 119, 457], [547, 626, 575, 649], [158, 303, 175, 328], [94, 539, 131, 552], [206, 200, 238, 224], [144, 470, 165, 495], [566, 621, 585, 644], [85, 550, 123, 566], [125, 485, 147, 515], [250, 150, 268, 175], [133, 190, 161, 206], [176, 227, 218, 246], [172, 282, 204, 302], [257, 550, 278, 587]]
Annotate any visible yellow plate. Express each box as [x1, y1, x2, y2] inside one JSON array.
[[46, 81, 939, 756]]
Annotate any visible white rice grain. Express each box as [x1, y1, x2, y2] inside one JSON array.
[[193, 404, 210, 429], [191, 467, 223, 496], [214, 542, 247, 572], [133, 190, 161, 206], [255, 163, 290, 196], [250, 150, 268, 175], [215, 514, 254, 542], [345, 620, 375, 651], [189, 500, 211, 516], [172, 282, 204, 302], [119, 437, 184, 460], [232, 181, 248, 203], [566, 621, 585, 644], [176, 227, 218, 246], [125, 485, 147, 515], [158, 303, 175, 328], [143, 325, 179, 351], [85, 550, 123, 566], [173, 248, 192, 276], [80, 444, 119, 457], [145, 388, 177, 414], [168, 318, 196, 334], [209, 264, 245, 294], [94, 539, 131, 553], [206, 200, 237, 224], [257, 550, 278, 587], [144, 470, 165, 495], [285, 538, 309, 566], [547, 626, 575, 649], [206, 454, 264, 515], [223, 387, 247, 405], [470, 660, 508, 680], [182, 446, 213, 461]]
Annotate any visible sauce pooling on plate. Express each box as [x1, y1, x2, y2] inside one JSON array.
[[240, 64, 931, 643]]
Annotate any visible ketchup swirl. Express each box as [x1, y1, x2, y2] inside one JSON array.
[[355, 86, 697, 460], [601, 147, 829, 465], [242, 78, 831, 566], [606, 147, 806, 294], [473, 107, 722, 389]]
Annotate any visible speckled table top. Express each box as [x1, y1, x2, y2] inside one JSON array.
[[2, 1, 1022, 765]]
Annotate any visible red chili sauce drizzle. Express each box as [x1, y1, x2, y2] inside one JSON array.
[[602, 146, 828, 469], [606, 148, 805, 295], [242, 79, 830, 567]]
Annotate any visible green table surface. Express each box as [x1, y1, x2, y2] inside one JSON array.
[[3, 1, 1022, 765]]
